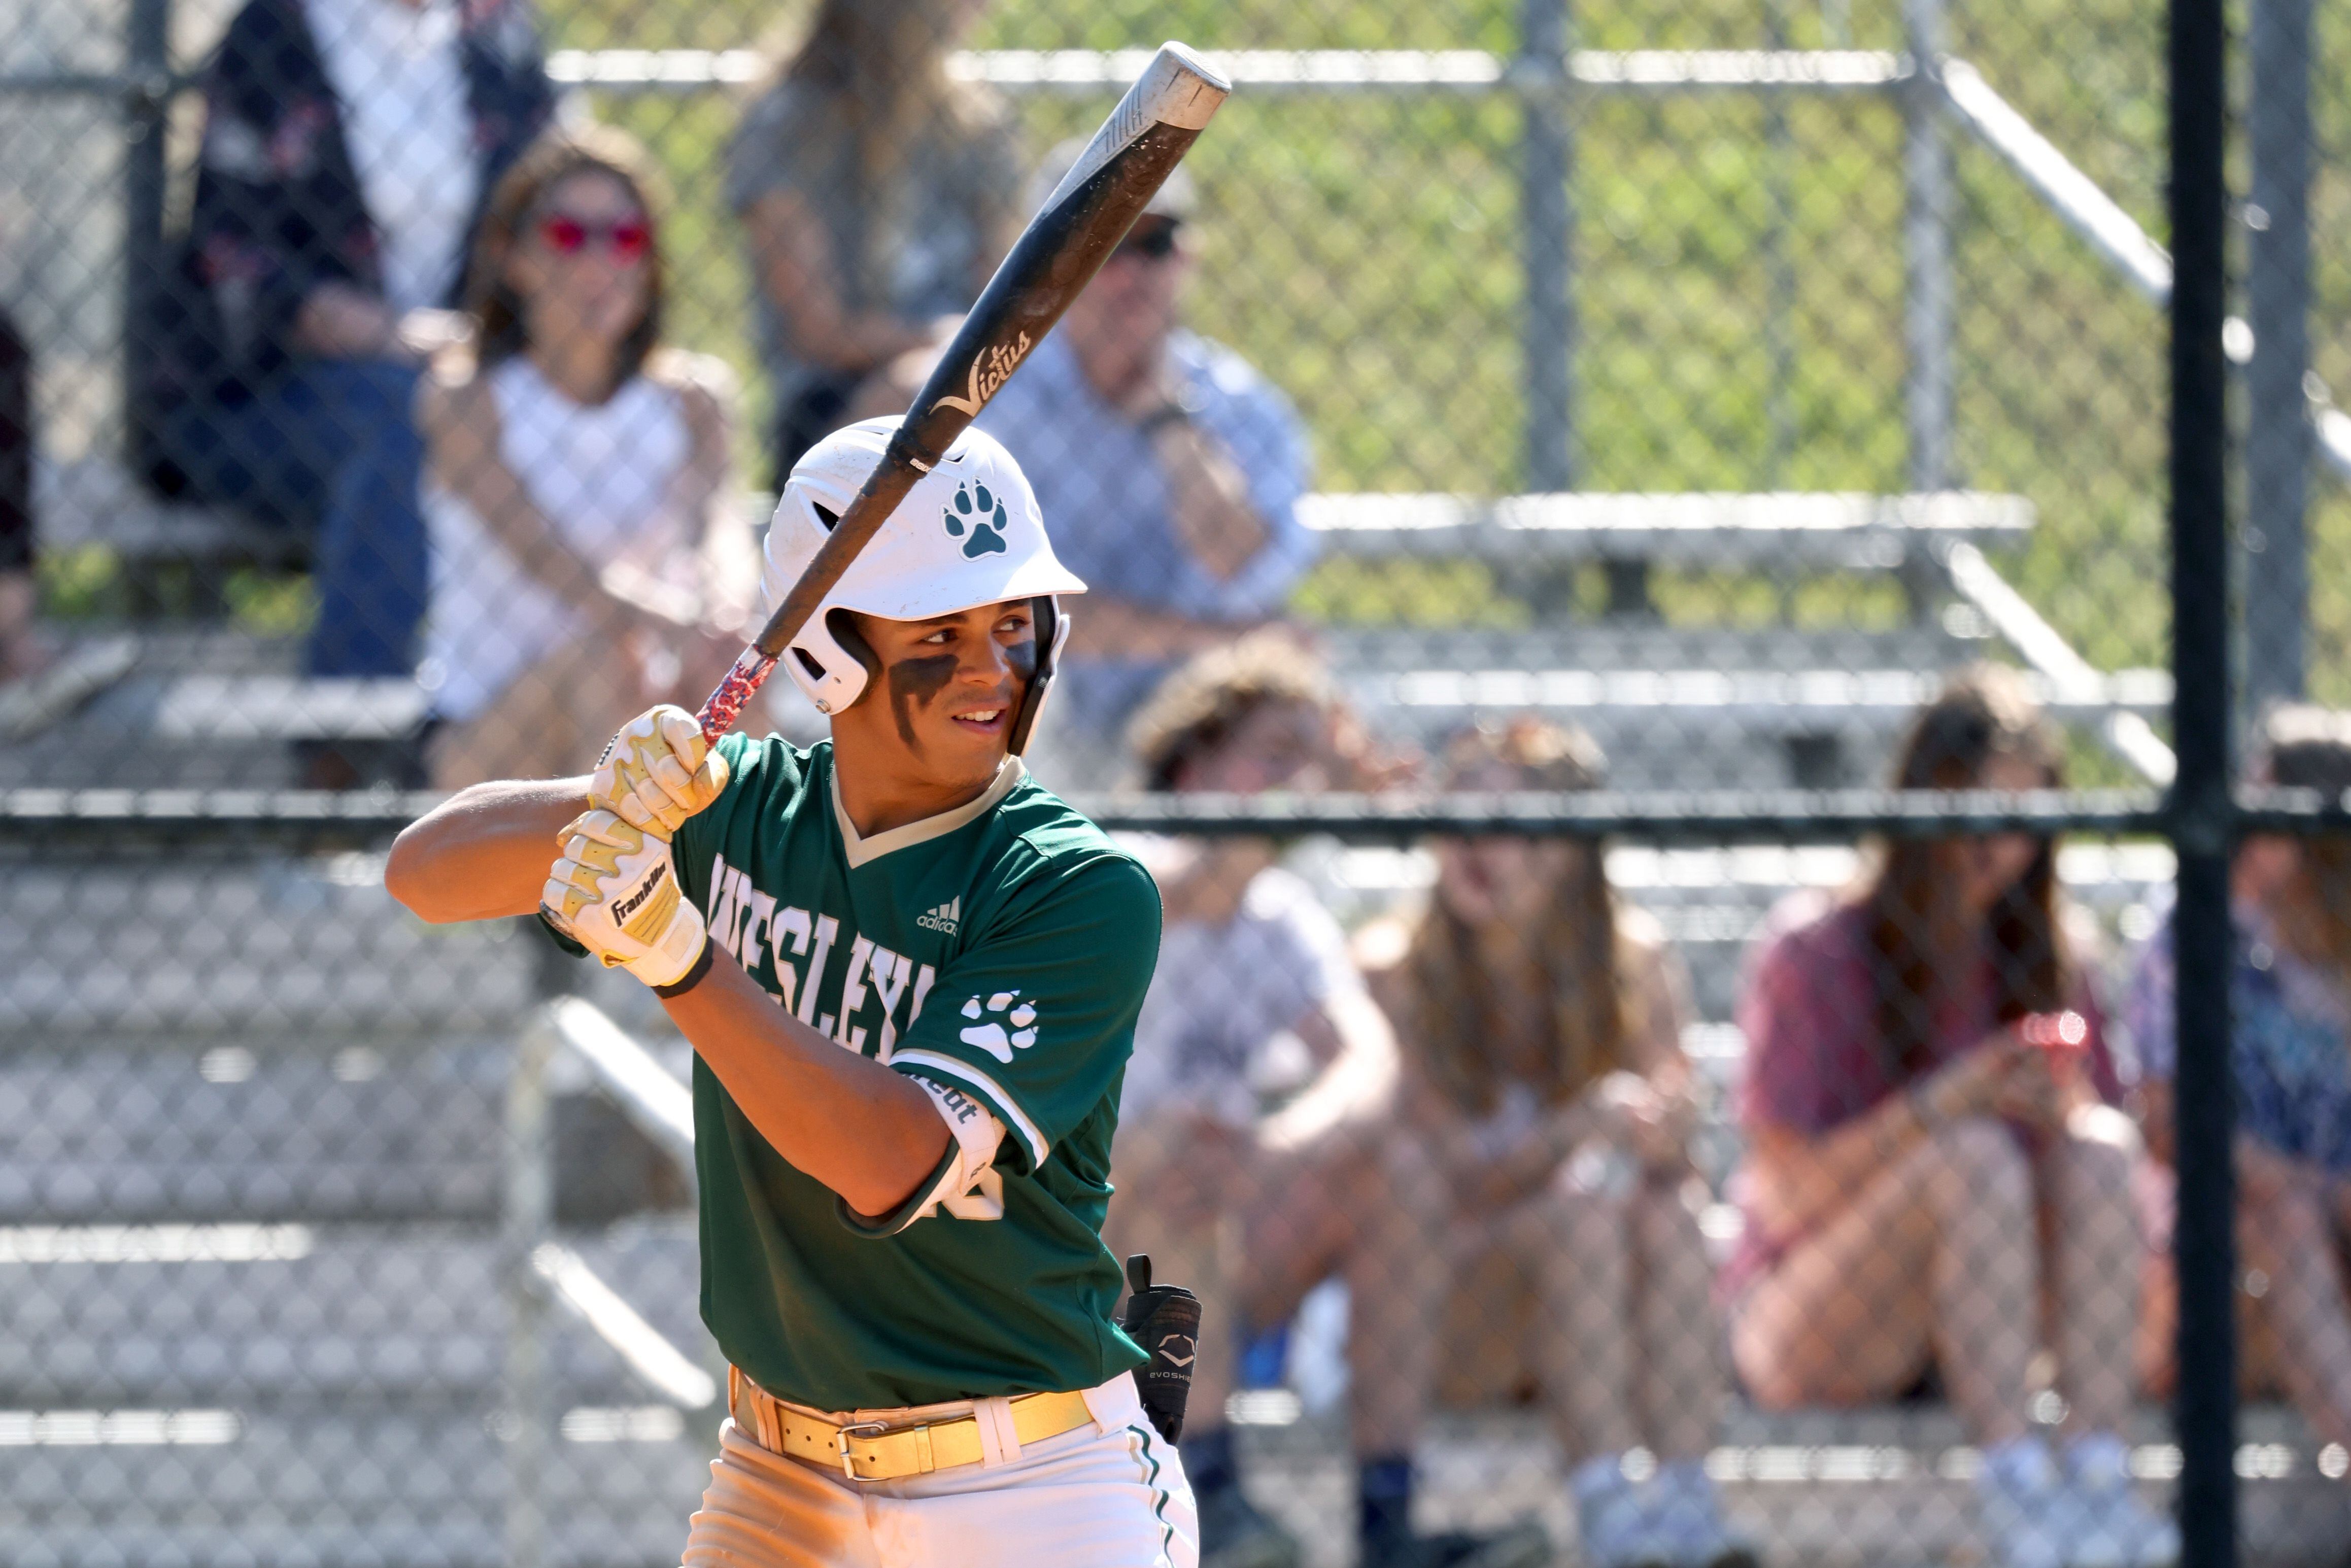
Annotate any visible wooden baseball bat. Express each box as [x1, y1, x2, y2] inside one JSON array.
[[694, 42, 1232, 743]]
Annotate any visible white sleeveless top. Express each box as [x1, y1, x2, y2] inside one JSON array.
[[421, 356, 702, 722]]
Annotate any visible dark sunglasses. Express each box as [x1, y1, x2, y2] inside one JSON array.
[[1112, 221, 1183, 262], [537, 213, 653, 261]]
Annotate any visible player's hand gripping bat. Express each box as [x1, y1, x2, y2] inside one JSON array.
[[692, 42, 1232, 744]]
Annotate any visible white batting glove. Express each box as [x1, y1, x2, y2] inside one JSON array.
[[589, 705, 730, 840], [541, 809, 709, 989]]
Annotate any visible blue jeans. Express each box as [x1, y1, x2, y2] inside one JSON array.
[[153, 357, 425, 676]]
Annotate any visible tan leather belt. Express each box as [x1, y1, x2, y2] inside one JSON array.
[[729, 1367, 1097, 1482]]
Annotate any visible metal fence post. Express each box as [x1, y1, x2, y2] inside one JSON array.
[[1900, 0, 1954, 623], [1902, 0, 1953, 497], [1762, 0, 1796, 494], [123, 0, 172, 465], [1518, 0, 1575, 498], [2169, 0, 2238, 1551], [2243, 0, 2312, 710], [503, 998, 557, 1568]]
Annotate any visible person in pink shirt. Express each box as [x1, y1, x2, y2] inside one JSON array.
[[1724, 666, 2172, 1568]]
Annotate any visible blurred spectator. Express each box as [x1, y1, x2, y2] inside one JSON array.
[[727, 0, 1021, 485], [0, 302, 32, 684], [144, 0, 550, 680], [1356, 718, 1746, 1568], [1724, 666, 2173, 1568], [1109, 635, 1538, 1568], [853, 140, 1316, 781], [419, 128, 751, 788], [2131, 705, 2351, 1456]]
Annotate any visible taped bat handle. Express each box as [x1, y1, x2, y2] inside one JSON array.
[[692, 429, 927, 746], [696, 646, 779, 746]]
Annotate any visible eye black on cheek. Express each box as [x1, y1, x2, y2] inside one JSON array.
[[884, 654, 960, 748]]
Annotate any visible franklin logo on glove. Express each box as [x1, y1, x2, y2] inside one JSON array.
[[609, 857, 676, 937], [541, 809, 710, 990]]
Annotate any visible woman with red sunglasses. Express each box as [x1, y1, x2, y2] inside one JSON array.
[[418, 126, 757, 786]]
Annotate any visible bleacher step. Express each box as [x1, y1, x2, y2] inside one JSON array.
[[0, 1040, 512, 1223], [1239, 1410, 2344, 1567], [0, 1221, 708, 1407], [0, 1407, 711, 1568], [1299, 490, 2035, 568], [0, 859, 535, 1036]]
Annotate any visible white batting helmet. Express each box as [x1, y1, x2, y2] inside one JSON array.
[[760, 419, 1086, 753]]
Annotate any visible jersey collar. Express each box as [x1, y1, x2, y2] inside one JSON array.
[[830, 755, 1027, 870]]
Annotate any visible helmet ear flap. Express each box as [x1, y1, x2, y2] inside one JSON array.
[[1008, 596, 1069, 757], [824, 608, 880, 696], [782, 608, 877, 715]]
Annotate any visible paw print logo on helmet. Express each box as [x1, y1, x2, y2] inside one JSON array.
[[944, 481, 1010, 560]]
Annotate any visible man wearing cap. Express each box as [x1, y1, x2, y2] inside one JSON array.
[[385, 420, 1195, 1566], [849, 142, 1317, 787]]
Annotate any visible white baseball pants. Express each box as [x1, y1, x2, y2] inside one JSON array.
[[678, 1373, 1198, 1568]]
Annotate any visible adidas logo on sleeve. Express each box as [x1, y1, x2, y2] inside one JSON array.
[[915, 896, 961, 936]]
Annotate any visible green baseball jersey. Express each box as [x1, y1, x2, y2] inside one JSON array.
[[652, 734, 1159, 1411]]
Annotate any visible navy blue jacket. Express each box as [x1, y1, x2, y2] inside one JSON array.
[[151, 0, 552, 406]]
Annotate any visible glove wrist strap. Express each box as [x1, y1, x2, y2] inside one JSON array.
[[622, 902, 709, 991], [651, 938, 717, 999]]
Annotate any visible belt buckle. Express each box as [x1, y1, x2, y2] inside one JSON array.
[[835, 1420, 890, 1482]]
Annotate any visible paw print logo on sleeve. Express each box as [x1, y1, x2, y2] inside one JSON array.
[[959, 990, 1039, 1063], [943, 482, 1009, 560]]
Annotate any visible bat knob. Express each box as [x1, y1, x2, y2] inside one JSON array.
[[1141, 42, 1231, 127]]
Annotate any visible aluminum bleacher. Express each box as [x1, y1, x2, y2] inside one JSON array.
[[1299, 491, 2034, 559], [0, 861, 722, 1567], [15, 484, 2128, 798]]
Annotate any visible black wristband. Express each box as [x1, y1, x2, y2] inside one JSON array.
[[653, 939, 716, 999]]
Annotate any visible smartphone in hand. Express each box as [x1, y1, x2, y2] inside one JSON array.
[[2015, 1010, 2089, 1054]]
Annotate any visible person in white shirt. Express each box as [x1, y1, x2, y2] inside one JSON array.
[[1110, 634, 1547, 1568], [420, 127, 753, 786]]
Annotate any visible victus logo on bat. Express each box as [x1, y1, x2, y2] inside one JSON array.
[[929, 332, 1033, 416]]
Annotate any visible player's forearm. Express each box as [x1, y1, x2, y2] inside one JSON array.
[[387, 777, 589, 923], [667, 952, 952, 1218]]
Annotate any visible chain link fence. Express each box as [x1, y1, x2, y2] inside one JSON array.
[[0, 0, 2343, 1563]]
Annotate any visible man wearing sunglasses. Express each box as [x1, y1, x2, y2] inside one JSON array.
[[885, 141, 1316, 790]]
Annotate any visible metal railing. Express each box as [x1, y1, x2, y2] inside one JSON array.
[[503, 995, 711, 1568]]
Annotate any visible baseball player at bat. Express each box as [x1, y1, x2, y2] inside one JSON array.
[[390, 46, 1226, 1566], [385, 43, 1232, 1561], [389, 420, 1196, 1566]]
